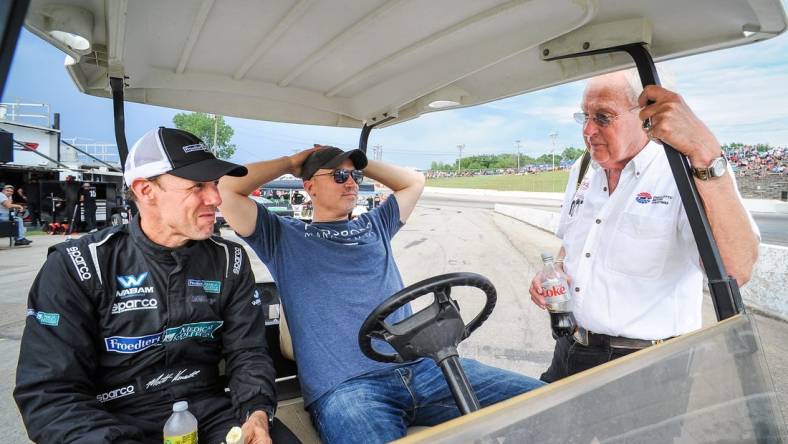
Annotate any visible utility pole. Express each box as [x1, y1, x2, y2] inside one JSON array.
[[515, 139, 521, 171], [456, 144, 465, 174], [549, 131, 558, 171], [213, 114, 220, 153]]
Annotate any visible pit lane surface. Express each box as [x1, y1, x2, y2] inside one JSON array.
[[419, 194, 788, 247]]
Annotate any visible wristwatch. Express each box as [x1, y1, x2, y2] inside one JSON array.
[[690, 155, 728, 180]]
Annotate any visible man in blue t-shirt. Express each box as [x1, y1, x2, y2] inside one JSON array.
[[219, 146, 544, 444]]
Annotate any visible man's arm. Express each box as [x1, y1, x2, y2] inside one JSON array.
[[1, 197, 23, 211], [640, 86, 759, 284], [14, 251, 144, 443], [363, 160, 425, 223], [221, 245, 276, 441], [219, 148, 318, 237]]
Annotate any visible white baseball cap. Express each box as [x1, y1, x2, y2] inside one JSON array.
[[124, 127, 247, 186]]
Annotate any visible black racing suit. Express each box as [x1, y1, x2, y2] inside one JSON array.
[[14, 217, 277, 443]]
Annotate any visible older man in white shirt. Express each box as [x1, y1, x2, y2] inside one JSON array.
[[530, 69, 759, 382]]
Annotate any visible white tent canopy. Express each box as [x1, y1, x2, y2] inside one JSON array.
[[24, 0, 787, 129]]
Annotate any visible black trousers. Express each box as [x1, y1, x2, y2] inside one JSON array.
[[83, 204, 97, 231], [113, 392, 301, 443], [540, 335, 692, 442], [540, 335, 640, 383]]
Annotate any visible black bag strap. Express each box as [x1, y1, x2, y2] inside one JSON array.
[[575, 150, 591, 191]]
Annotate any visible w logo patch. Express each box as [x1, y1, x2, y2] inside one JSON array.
[[117, 272, 149, 288]]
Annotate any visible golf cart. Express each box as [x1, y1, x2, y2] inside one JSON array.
[[7, 0, 788, 442]]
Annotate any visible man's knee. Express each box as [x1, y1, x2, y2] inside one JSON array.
[[459, 359, 545, 404], [310, 387, 407, 444]]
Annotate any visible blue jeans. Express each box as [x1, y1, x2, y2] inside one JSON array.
[[309, 358, 545, 444], [6, 215, 25, 240]]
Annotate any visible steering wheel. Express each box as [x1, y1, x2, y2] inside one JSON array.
[[358, 272, 496, 364]]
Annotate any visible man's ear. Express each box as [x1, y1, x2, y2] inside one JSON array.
[[303, 179, 316, 198], [130, 179, 156, 204]]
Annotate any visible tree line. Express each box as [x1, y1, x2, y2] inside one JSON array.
[[430, 147, 585, 172]]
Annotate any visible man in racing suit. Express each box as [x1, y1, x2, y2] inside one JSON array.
[[14, 128, 297, 443]]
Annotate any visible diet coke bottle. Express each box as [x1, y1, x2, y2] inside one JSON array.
[[540, 253, 577, 338]]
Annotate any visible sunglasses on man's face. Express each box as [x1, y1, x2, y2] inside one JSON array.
[[312, 168, 364, 185]]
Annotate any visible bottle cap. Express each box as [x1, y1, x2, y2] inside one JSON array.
[[541, 252, 554, 263], [173, 401, 189, 412]]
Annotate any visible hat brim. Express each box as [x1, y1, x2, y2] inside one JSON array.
[[168, 158, 248, 182], [319, 149, 368, 172]]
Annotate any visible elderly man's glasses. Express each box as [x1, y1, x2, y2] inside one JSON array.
[[573, 105, 640, 128], [312, 168, 364, 185]]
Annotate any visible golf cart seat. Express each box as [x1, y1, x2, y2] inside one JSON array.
[[274, 305, 431, 443]]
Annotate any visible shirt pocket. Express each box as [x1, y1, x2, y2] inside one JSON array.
[[605, 212, 674, 279]]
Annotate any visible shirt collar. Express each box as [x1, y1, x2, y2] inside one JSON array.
[[130, 214, 195, 259]]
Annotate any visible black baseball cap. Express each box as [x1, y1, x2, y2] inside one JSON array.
[[300, 146, 368, 180], [124, 127, 247, 185]]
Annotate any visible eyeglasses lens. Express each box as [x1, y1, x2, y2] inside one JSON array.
[[332, 169, 364, 184]]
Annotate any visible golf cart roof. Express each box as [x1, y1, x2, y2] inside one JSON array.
[[24, 0, 787, 129]]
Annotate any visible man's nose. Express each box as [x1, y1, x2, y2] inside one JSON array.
[[203, 183, 222, 206], [582, 118, 599, 138]]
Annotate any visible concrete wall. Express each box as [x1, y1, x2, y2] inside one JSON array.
[[495, 203, 788, 321]]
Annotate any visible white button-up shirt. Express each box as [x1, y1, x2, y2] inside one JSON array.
[[556, 141, 755, 340]]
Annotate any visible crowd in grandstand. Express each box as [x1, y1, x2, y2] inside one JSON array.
[[728, 146, 787, 177]]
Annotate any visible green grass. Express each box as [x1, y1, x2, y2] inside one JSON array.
[[426, 171, 570, 192]]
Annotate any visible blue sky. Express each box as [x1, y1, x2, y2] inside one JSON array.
[[4, 26, 788, 169]]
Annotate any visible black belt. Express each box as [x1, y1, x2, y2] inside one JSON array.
[[573, 327, 672, 350], [96, 365, 218, 405]]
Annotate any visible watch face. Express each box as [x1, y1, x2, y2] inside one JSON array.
[[712, 157, 727, 177]]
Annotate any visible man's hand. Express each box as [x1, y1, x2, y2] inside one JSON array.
[[529, 273, 547, 310], [241, 411, 271, 444], [288, 145, 322, 177], [529, 262, 572, 310], [638, 85, 721, 167]]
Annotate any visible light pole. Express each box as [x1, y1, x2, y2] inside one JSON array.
[[515, 140, 521, 171], [549, 131, 558, 171], [456, 144, 465, 174]]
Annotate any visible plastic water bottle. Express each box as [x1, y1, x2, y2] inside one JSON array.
[[540, 253, 577, 337], [163, 401, 198, 444]]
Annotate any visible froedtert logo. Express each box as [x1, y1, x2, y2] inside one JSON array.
[[105, 332, 163, 354], [162, 321, 223, 342], [117, 272, 149, 288]]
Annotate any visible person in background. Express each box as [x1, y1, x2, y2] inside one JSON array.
[[1, 184, 31, 246], [79, 182, 98, 233]]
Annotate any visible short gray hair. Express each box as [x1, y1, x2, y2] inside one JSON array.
[[620, 67, 675, 106]]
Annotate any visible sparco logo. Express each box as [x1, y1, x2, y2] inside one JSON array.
[[233, 247, 242, 275], [66, 246, 91, 281], [96, 385, 135, 403], [112, 298, 158, 314]]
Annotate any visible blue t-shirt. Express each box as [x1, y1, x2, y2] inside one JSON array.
[[242, 196, 411, 406]]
